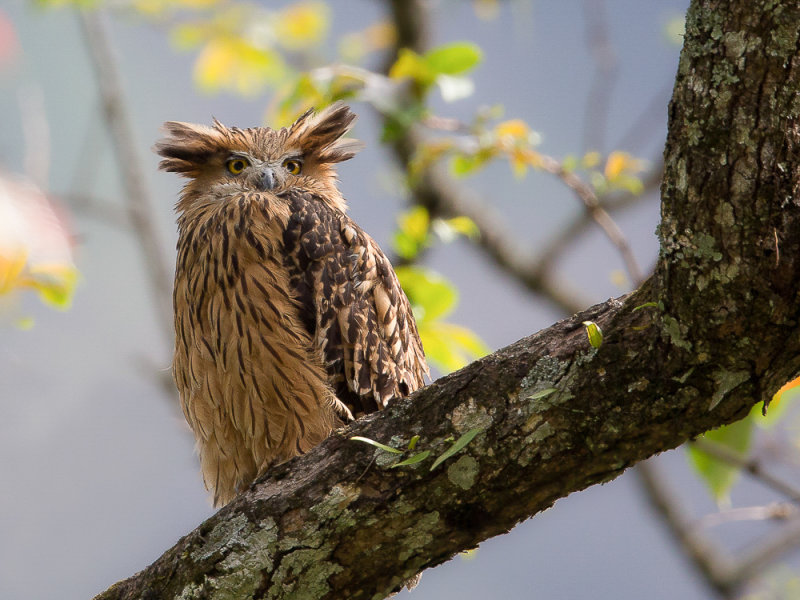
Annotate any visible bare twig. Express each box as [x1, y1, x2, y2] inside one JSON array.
[[78, 10, 173, 341], [423, 163, 588, 314], [637, 460, 742, 599], [537, 153, 644, 285], [697, 503, 798, 529], [581, 0, 619, 153], [17, 84, 50, 188], [691, 438, 800, 504], [613, 83, 675, 154], [535, 158, 662, 277], [66, 193, 129, 229], [638, 460, 800, 599]]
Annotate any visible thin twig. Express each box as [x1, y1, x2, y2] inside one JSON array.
[[613, 83, 675, 154], [637, 460, 742, 599], [638, 459, 800, 599], [538, 153, 644, 285], [78, 10, 173, 342], [18, 84, 50, 188], [581, 0, 619, 153], [691, 438, 800, 504], [66, 193, 129, 229], [535, 158, 663, 276], [697, 503, 797, 529], [382, 0, 612, 315]]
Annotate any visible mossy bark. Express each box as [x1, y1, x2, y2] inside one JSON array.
[[95, 1, 800, 598]]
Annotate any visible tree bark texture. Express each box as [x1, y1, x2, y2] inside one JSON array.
[[96, 1, 800, 598]]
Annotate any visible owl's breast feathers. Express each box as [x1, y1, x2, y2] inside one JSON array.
[[172, 189, 427, 504]]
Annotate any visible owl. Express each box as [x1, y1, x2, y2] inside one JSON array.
[[155, 104, 428, 506]]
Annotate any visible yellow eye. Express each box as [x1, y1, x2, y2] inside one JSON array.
[[226, 158, 249, 175], [283, 159, 302, 175]]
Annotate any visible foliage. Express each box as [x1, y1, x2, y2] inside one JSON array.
[[687, 410, 755, 503], [687, 390, 798, 503], [350, 426, 483, 471], [0, 177, 79, 325]]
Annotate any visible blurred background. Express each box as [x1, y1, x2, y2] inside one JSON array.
[[2, 1, 800, 598]]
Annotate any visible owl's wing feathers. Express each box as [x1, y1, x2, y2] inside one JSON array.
[[281, 189, 428, 416]]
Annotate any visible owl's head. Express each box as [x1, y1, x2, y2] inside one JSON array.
[[154, 103, 361, 211]]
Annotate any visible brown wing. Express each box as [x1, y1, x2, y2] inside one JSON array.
[[281, 189, 428, 416]]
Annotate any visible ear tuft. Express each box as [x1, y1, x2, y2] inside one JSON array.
[[153, 121, 229, 176], [288, 103, 363, 163]]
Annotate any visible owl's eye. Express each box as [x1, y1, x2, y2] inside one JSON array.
[[226, 158, 249, 175], [282, 159, 302, 175]]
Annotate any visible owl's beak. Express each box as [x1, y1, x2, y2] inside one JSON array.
[[258, 168, 277, 191]]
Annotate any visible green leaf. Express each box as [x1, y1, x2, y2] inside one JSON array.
[[392, 206, 430, 260], [528, 388, 558, 400], [391, 451, 431, 468], [441, 216, 479, 239], [381, 103, 427, 142], [408, 435, 420, 450], [350, 436, 403, 454], [424, 42, 483, 76], [419, 322, 490, 373], [561, 154, 578, 173], [449, 148, 494, 177], [583, 320, 603, 348], [431, 427, 483, 471], [632, 302, 658, 312], [395, 266, 458, 322], [687, 414, 754, 502]]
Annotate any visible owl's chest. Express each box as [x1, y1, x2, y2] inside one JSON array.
[[174, 206, 293, 333]]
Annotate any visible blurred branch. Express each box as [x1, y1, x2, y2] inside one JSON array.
[[535, 158, 662, 276], [638, 461, 800, 598], [66, 193, 129, 229], [418, 159, 588, 314], [78, 10, 173, 341], [383, 0, 593, 315], [698, 503, 798, 529], [18, 84, 50, 188], [691, 438, 800, 504], [537, 153, 644, 285], [613, 83, 675, 154], [581, 0, 619, 153], [637, 461, 738, 598]]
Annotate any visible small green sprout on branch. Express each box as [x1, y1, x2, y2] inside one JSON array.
[[350, 427, 483, 471]]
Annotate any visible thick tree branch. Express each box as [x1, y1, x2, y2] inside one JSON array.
[[94, 1, 800, 598]]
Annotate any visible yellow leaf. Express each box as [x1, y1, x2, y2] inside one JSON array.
[[194, 38, 285, 96], [339, 21, 396, 61], [604, 151, 646, 180], [582, 151, 601, 169], [0, 247, 28, 296], [27, 263, 80, 309], [274, 1, 330, 50], [389, 48, 431, 84], [495, 119, 529, 140]]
